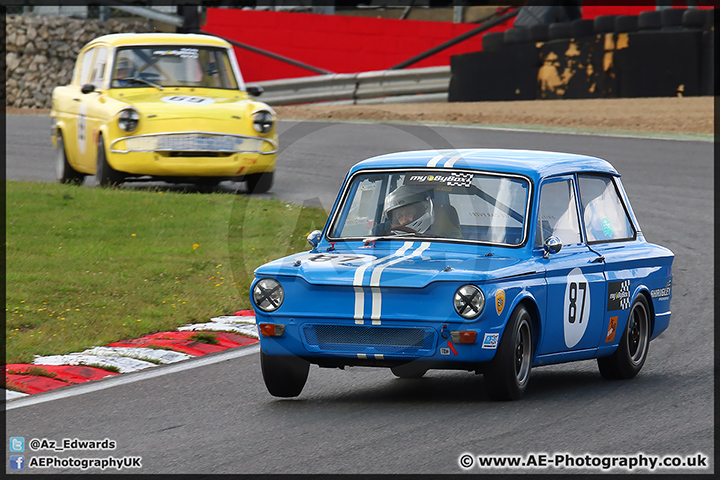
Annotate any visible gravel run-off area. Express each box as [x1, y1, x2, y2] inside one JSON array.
[[10, 96, 713, 137]]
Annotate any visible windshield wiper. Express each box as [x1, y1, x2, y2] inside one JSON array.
[[389, 231, 437, 238], [124, 77, 164, 90]]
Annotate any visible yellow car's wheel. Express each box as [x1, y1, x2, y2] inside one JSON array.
[[56, 132, 85, 185], [95, 136, 124, 187], [246, 172, 273, 194]]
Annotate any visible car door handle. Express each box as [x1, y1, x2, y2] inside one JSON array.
[[591, 256, 605, 263], [73, 97, 82, 102]]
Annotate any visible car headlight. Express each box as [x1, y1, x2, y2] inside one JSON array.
[[453, 284, 484, 319], [253, 278, 284, 312], [117, 108, 140, 132], [252, 110, 274, 134]]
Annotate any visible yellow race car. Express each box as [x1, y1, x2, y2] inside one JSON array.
[[51, 33, 278, 193]]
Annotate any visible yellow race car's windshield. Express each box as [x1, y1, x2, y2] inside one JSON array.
[[111, 46, 239, 89]]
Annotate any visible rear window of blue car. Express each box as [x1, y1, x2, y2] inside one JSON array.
[[329, 169, 531, 246], [577, 174, 635, 243]]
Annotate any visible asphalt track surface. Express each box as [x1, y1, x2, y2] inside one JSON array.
[[5, 114, 714, 475]]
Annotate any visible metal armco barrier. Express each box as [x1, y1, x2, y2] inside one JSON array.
[[255, 66, 451, 106]]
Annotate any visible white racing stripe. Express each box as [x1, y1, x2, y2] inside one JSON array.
[[369, 242, 431, 324], [426, 154, 447, 167], [354, 242, 414, 324], [443, 153, 464, 168]]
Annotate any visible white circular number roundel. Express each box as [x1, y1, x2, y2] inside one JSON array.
[[160, 95, 215, 106], [563, 267, 590, 348]]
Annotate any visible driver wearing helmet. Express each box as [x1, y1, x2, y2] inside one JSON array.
[[382, 185, 434, 234], [113, 57, 135, 86]]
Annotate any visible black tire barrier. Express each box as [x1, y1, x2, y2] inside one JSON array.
[[700, 29, 714, 95], [548, 22, 573, 40], [572, 19, 595, 38], [615, 15, 639, 33], [538, 36, 608, 100], [593, 15, 617, 34], [449, 44, 539, 102], [482, 31, 505, 52], [614, 30, 702, 97], [528, 23, 549, 42], [450, 26, 713, 101], [504, 27, 530, 45], [638, 10, 662, 30]]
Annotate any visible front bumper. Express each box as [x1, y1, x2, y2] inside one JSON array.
[[107, 131, 277, 177], [256, 314, 504, 367]]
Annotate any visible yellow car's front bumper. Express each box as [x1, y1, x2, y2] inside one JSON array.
[[107, 132, 277, 178]]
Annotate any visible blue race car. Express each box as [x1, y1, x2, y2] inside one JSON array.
[[251, 149, 674, 400]]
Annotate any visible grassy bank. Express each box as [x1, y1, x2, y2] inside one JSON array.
[[5, 182, 328, 363]]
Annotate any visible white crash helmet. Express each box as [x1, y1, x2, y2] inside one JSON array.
[[382, 185, 434, 233]]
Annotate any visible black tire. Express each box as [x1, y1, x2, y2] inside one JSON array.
[[548, 22, 573, 40], [482, 31, 505, 51], [95, 136, 124, 187], [504, 27, 529, 45], [571, 18, 595, 38], [638, 11, 662, 31], [484, 305, 533, 401], [391, 363, 428, 379], [682, 8, 708, 29], [593, 15, 617, 34], [260, 351, 309, 398], [615, 15, 639, 33], [55, 132, 85, 185], [528, 24, 549, 42], [660, 8, 685, 30], [246, 171, 274, 194], [597, 295, 651, 380]]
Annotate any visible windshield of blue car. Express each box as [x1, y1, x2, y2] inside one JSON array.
[[328, 170, 531, 246], [110, 46, 239, 89]]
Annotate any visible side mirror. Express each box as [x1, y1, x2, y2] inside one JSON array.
[[246, 85, 264, 97], [307, 230, 322, 248], [543, 236, 562, 259], [81, 84, 96, 94]]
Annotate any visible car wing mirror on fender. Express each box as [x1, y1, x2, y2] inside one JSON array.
[[307, 230, 322, 248], [81, 84, 96, 94], [543, 235, 562, 259], [246, 85, 264, 97]]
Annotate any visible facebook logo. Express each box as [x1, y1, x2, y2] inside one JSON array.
[[10, 436, 25, 452], [10, 455, 25, 470]]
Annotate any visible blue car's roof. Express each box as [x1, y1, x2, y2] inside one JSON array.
[[348, 149, 619, 181]]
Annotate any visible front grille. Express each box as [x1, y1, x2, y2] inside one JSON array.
[[111, 133, 277, 155], [302, 324, 436, 354]]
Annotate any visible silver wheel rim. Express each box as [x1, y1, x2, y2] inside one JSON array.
[[628, 301, 649, 365], [515, 319, 532, 385]]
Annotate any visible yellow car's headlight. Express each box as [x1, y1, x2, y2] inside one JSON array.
[[252, 110, 274, 134], [118, 108, 140, 132]]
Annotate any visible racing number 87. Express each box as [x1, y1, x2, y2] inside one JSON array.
[[568, 281, 587, 324]]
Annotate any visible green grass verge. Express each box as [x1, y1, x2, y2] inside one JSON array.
[[6, 181, 329, 364]]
